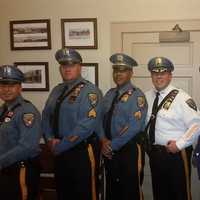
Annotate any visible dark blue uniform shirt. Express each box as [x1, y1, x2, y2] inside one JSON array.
[[99, 81, 147, 151], [0, 95, 41, 169], [42, 77, 102, 155]]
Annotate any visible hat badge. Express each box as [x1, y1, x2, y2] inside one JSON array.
[[63, 48, 70, 56], [155, 58, 162, 67], [4, 66, 11, 73], [117, 54, 124, 62]]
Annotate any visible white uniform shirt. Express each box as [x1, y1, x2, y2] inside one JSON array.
[[145, 84, 200, 150]]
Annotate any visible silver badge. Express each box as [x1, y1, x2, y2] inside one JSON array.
[[155, 58, 162, 67], [117, 54, 123, 62]]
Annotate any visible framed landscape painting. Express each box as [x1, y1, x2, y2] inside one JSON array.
[[61, 18, 98, 49], [10, 19, 51, 50], [14, 62, 49, 91]]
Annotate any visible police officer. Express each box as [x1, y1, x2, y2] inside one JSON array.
[[145, 57, 200, 200], [0, 65, 41, 200], [98, 53, 147, 200], [42, 48, 102, 200]]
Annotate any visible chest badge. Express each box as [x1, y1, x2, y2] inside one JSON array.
[[3, 111, 14, 123], [68, 84, 84, 104], [163, 98, 173, 110], [120, 89, 133, 103], [121, 94, 129, 102], [134, 111, 142, 120]]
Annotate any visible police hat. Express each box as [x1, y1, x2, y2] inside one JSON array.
[[0, 65, 24, 84], [148, 57, 174, 73], [55, 48, 82, 65], [110, 53, 138, 71]]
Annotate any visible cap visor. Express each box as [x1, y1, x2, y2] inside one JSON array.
[[0, 79, 21, 84]]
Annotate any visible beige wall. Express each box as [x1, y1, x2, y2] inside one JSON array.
[[1, 0, 200, 111]]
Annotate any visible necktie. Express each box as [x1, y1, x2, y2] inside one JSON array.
[[149, 92, 160, 144], [104, 90, 119, 139], [53, 85, 68, 138]]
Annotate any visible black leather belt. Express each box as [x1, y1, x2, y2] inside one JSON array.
[[151, 144, 167, 152]]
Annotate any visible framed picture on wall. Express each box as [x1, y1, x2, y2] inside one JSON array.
[[82, 63, 98, 86], [14, 62, 49, 91], [10, 19, 51, 50], [61, 18, 98, 49]]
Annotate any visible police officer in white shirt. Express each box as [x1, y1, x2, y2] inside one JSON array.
[[145, 57, 200, 200]]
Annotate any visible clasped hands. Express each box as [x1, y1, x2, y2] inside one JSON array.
[[166, 140, 179, 153], [100, 137, 113, 159]]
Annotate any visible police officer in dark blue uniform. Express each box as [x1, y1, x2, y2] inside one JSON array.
[[0, 65, 41, 200], [99, 53, 147, 200], [42, 48, 102, 200]]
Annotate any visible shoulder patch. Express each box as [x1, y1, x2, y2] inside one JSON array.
[[88, 93, 98, 106], [186, 98, 197, 111], [137, 96, 145, 108], [23, 113, 35, 127], [68, 83, 85, 103], [88, 108, 97, 118]]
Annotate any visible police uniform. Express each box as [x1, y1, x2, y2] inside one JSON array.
[[0, 65, 41, 200], [145, 57, 200, 200], [99, 53, 147, 200], [42, 49, 102, 200]]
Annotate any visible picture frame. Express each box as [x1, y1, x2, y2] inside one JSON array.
[[14, 62, 49, 91], [61, 18, 98, 49], [82, 63, 99, 86], [10, 19, 51, 50]]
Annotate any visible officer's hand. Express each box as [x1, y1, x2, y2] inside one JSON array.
[[166, 140, 179, 153], [47, 139, 61, 153], [100, 138, 113, 159]]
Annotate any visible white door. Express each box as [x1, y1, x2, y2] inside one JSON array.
[[111, 19, 200, 200]]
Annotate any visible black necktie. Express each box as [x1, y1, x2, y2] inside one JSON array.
[[104, 90, 119, 139], [52, 85, 68, 138], [149, 92, 160, 144]]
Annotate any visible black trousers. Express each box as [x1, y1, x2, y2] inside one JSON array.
[[104, 141, 144, 200], [0, 157, 40, 200], [54, 139, 99, 200], [149, 145, 193, 200]]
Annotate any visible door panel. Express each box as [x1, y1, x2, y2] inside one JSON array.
[[111, 19, 200, 200]]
